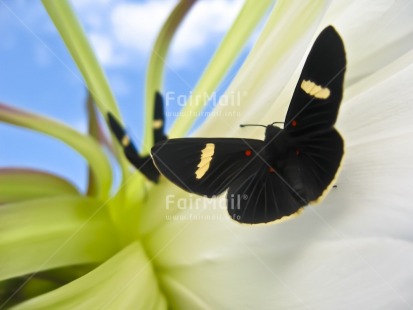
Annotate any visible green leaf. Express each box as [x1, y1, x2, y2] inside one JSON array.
[[0, 168, 79, 204], [12, 243, 167, 310], [0, 103, 111, 199], [41, 0, 120, 119], [86, 93, 101, 196], [42, 0, 130, 180], [0, 196, 119, 282]]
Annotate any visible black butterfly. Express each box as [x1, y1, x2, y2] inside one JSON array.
[[107, 91, 167, 182], [151, 26, 346, 224]]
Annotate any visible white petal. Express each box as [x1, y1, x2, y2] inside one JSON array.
[[339, 47, 413, 146], [321, 46, 413, 238], [143, 202, 413, 309], [324, 0, 413, 85], [196, 0, 331, 138], [144, 42, 413, 310], [197, 0, 413, 141]]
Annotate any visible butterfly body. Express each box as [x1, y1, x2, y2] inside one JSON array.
[[151, 26, 346, 224], [263, 125, 294, 166]]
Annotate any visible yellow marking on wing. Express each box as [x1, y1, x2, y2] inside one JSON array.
[[153, 119, 163, 129], [121, 135, 130, 147], [195, 143, 215, 179], [301, 80, 330, 99]]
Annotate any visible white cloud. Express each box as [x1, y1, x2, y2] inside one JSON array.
[[170, 0, 244, 66], [172, 0, 244, 54], [72, 0, 245, 68], [88, 32, 125, 66], [110, 0, 177, 54]]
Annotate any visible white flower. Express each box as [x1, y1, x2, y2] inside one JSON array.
[[1, 0, 413, 309]]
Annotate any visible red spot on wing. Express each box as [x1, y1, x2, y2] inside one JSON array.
[[292, 120, 297, 127], [268, 167, 276, 174], [245, 149, 252, 157]]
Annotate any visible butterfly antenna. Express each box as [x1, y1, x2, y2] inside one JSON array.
[[240, 123, 266, 128], [271, 121, 284, 125]]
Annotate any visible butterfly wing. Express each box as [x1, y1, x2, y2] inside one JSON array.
[[151, 138, 264, 197], [107, 91, 168, 182], [284, 26, 345, 132], [278, 26, 345, 202], [151, 26, 346, 224], [283, 130, 343, 202], [153, 91, 168, 143], [227, 164, 305, 224], [107, 112, 160, 182]]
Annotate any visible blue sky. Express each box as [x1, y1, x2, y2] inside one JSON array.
[[0, 0, 261, 191]]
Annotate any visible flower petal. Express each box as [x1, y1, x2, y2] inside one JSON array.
[[0, 103, 112, 199], [324, 0, 413, 85], [138, 181, 191, 237], [325, 45, 413, 238], [339, 53, 413, 147], [196, 0, 331, 138], [143, 43, 413, 309], [0, 168, 79, 204], [156, 235, 413, 309], [170, 0, 275, 138], [12, 243, 167, 310], [140, 195, 413, 309], [0, 196, 118, 281]]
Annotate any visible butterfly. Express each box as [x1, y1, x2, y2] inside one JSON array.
[[151, 26, 346, 224], [107, 91, 167, 183]]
